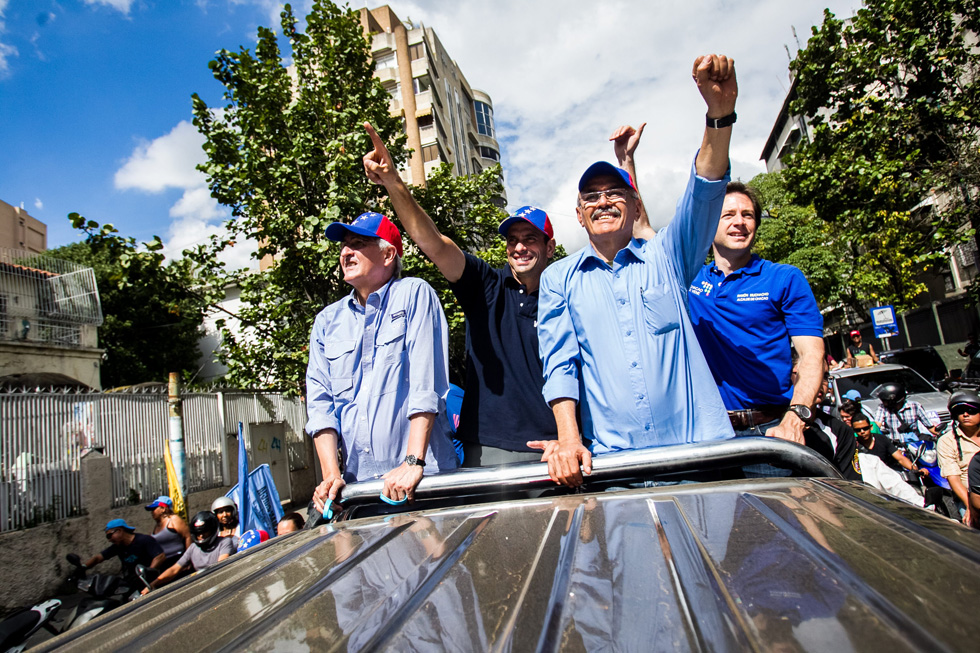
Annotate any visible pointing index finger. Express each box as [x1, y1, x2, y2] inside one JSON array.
[[363, 121, 386, 150]]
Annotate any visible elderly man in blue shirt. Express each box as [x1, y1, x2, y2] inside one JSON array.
[[534, 54, 738, 487], [306, 212, 458, 509]]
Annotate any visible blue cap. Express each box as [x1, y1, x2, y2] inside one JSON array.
[[324, 212, 403, 257], [497, 205, 554, 240], [145, 495, 173, 511], [842, 390, 862, 401], [105, 518, 135, 532], [578, 162, 637, 192]]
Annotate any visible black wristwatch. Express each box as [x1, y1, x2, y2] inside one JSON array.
[[404, 454, 426, 468], [706, 112, 737, 129], [787, 404, 814, 423]]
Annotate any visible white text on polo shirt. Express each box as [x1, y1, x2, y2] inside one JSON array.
[[736, 292, 770, 302], [689, 281, 712, 297]]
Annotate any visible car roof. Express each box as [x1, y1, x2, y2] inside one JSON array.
[[37, 445, 980, 652]]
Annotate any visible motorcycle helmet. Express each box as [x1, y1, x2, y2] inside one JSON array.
[[877, 383, 907, 408], [190, 511, 220, 550], [948, 390, 980, 418], [211, 496, 239, 525]]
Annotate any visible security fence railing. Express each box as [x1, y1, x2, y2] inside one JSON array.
[[0, 387, 309, 532]]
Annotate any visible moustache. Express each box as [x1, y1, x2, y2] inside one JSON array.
[[592, 207, 622, 220]]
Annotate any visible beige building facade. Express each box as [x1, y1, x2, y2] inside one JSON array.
[[360, 5, 504, 195], [0, 199, 46, 253]]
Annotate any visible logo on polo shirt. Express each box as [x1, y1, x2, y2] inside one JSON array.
[[689, 280, 712, 297], [736, 292, 770, 302], [391, 310, 406, 320]]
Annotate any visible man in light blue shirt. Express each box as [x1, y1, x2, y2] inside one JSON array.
[[306, 212, 458, 509], [534, 54, 738, 487]]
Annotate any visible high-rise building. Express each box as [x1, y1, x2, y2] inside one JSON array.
[[359, 6, 504, 198], [0, 199, 46, 253]]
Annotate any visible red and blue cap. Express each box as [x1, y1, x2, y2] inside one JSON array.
[[578, 162, 637, 192], [145, 495, 173, 511], [497, 205, 554, 240], [325, 212, 403, 258]]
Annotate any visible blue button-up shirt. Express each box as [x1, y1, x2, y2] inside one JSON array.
[[305, 276, 459, 481], [538, 158, 735, 454]]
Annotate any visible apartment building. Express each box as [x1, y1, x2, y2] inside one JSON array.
[[0, 199, 46, 254], [359, 5, 505, 197]]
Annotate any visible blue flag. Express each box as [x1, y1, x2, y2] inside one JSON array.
[[227, 464, 283, 534], [236, 422, 251, 535]]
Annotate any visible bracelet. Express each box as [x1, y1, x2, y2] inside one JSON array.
[[706, 112, 737, 129]]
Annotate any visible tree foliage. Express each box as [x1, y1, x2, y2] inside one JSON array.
[[47, 215, 214, 388], [784, 0, 980, 311], [190, 1, 517, 392]]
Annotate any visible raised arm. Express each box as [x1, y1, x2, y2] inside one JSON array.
[[363, 122, 466, 281], [610, 124, 653, 240], [692, 54, 737, 181]]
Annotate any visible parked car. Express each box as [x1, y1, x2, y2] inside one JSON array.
[[31, 439, 980, 652], [878, 346, 948, 386], [829, 364, 951, 430]]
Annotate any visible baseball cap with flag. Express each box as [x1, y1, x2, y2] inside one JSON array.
[[497, 206, 554, 240], [324, 212, 403, 257], [578, 162, 637, 192]]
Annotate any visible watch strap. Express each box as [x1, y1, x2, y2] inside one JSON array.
[[404, 454, 426, 468], [706, 112, 737, 129]]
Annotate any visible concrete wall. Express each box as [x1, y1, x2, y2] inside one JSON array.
[[0, 199, 46, 253], [0, 450, 229, 611], [0, 340, 103, 389]]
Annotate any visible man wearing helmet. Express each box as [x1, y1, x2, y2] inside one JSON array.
[[211, 496, 240, 549], [874, 383, 940, 443], [145, 511, 235, 593], [940, 391, 980, 526]]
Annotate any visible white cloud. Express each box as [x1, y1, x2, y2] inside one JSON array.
[[83, 0, 135, 14], [115, 120, 207, 192], [352, 0, 862, 252], [33, 198, 43, 210], [0, 0, 17, 77], [115, 120, 257, 271]]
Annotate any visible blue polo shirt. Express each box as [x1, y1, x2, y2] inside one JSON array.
[[447, 253, 557, 452], [687, 255, 823, 410]]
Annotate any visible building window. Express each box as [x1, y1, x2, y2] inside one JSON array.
[[413, 75, 431, 95], [409, 43, 425, 60], [479, 146, 499, 162], [474, 101, 494, 138], [422, 144, 440, 163]]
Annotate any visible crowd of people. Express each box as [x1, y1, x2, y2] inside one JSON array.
[[299, 52, 980, 527], [79, 494, 308, 594]]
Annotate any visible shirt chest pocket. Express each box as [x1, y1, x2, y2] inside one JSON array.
[[640, 284, 680, 335], [377, 318, 407, 362], [324, 339, 356, 398]]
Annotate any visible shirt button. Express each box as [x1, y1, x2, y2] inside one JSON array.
[[645, 424, 651, 431], [619, 299, 625, 305], [631, 362, 637, 368], [637, 394, 644, 400], [520, 303, 524, 307], [519, 289, 524, 294], [626, 330, 632, 336]]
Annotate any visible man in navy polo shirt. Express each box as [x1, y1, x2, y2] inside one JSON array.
[[362, 122, 557, 466], [688, 182, 825, 445]]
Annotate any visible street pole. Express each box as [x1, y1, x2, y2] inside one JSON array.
[[168, 372, 188, 516]]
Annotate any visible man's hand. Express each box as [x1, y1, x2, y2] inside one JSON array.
[[140, 587, 150, 596], [363, 122, 400, 186], [963, 505, 973, 527], [382, 462, 424, 503], [528, 439, 592, 488], [765, 411, 806, 446], [692, 54, 737, 119], [610, 123, 646, 168], [313, 475, 345, 513]]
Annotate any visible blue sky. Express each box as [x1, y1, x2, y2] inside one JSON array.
[[0, 0, 864, 264]]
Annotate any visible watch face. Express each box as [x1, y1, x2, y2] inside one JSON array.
[[793, 405, 813, 421]]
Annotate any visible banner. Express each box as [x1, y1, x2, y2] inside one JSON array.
[[227, 464, 284, 535], [164, 443, 187, 520], [237, 422, 252, 534]]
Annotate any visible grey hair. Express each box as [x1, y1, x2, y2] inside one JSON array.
[[378, 240, 403, 279]]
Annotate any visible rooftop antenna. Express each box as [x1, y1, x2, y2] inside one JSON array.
[[791, 25, 802, 51], [784, 44, 792, 66]]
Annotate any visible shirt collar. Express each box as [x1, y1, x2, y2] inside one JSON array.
[[710, 253, 764, 278], [345, 276, 396, 313], [577, 238, 644, 271]]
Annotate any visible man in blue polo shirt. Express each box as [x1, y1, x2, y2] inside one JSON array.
[[361, 122, 557, 466], [687, 182, 825, 445]]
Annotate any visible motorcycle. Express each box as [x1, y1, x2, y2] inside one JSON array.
[[55, 554, 155, 632], [897, 437, 959, 518], [0, 599, 61, 653]]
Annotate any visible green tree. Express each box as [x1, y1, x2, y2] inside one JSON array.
[[784, 0, 980, 311], [47, 215, 214, 388], [191, 1, 518, 391]]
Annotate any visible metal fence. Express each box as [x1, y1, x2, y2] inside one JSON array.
[[0, 388, 308, 532]]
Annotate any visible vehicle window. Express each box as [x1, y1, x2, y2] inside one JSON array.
[[880, 350, 945, 382], [834, 368, 935, 399]]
